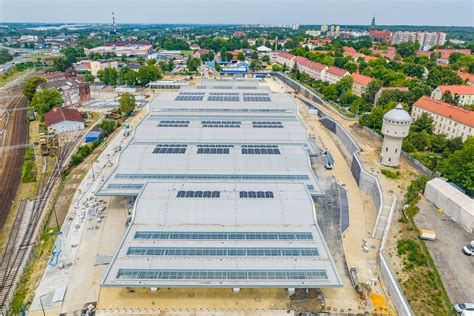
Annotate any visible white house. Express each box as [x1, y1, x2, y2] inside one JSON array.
[[44, 107, 85, 134]]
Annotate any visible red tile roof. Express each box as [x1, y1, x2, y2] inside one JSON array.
[[457, 72, 474, 84], [295, 56, 326, 73], [416, 50, 432, 57], [413, 96, 474, 128], [44, 107, 84, 127], [351, 73, 374, 86], [277, 51, 295, 60], [327, 66, 348, 77], [435, 49, 471, 60], [438, 85, 474, 96]]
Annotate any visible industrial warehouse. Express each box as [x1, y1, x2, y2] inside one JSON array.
[[98, 79, 343, 291]]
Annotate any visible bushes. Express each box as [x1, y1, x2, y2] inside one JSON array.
[[381, 168, 400, 179], [21, 147, 36, 183], [69, 140, 101, 167]]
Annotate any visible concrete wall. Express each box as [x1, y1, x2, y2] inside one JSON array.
[[273, 72, 413, 316]]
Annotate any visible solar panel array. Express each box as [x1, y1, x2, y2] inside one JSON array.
[[208, 96, 240, 102], [243, 93, 269, 96], [213, 86, 232, 89], [253, 121, 284, 128], [116, 269, 328, 280], [158, 120, 190, 127], [127, 247, 319, 257], [175, 95, 204, 101], [241, 145, 280, 155], [238, 86, 257, 89], [116, 174, 309, 181], [176, 190, 221, 198], [107, 183, 144, 190], [152, 144, 187, 154], [202, 120, 241, 128], [209, 92, 239, 96], [243, 96, 271, 102], [197, 144, 232, 154], [240, 191, 274, 198], [179, 92, 206, 95], [134, 231, 314, 240]]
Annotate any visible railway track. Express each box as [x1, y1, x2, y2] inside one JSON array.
[[0, 129, 81, 314], [0, 91, 28, 229]]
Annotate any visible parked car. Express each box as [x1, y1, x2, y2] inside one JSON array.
[[462, 241, 474, 256], [454, 303, 474, 314]]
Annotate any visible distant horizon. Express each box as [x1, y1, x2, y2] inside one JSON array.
[[0, 22, 472, 28], [1, 0, 473, 27]]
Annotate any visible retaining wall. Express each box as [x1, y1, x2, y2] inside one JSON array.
[[273, 72, 413, 316]]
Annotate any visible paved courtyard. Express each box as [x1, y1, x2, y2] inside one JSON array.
[[415, 196, 474, 304]]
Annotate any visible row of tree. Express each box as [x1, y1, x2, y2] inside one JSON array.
[[96, 62, 163, 86]]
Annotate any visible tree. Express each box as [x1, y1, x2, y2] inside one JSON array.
[[448, 52, 464, 65], [335, 76, 354, 96], [214, 61, 221, 72], [409, 131, 430, 151], [237, 52, 245, 61], [98, 119, 118, 136], [442, 91, 460, 106], [446, 136, 463, 153], [343, 62, 357, 73], [439, 137, 474, 195], [363, 79, 383, 104], [321, 85, 338, 100], [31, 89, 63, 119], [83, 73, 94, 83], [261, 55, 270, 63], [146, 58, 157, 66], [97, 68, 118, 85], [22, 77, 46, 101], [430, 134, 448, 153], [272, 64, 282, 71], [121, 68, 138, 86], [426, 66, 464, 87], [186, 57, 201, 72], [0, 49, 13, 64], [396, 41, 419, 58], [412, 112, 434, 134], [137, 64, 162, 86], [118, 92, 136, 116]]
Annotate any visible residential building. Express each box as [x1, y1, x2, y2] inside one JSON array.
[[257, 46, 272, 54], [148, 50, 182, 60], [457, 72, 474, 86], [321, 24, 328, 33], [294, 56, 327, 81], [233, 31, 246, 38], [434, 49, 471, 64], [97, 79, 342, 292], [389, 31, 446, 50], [351, 73, 374, 97], [411, 96, 474, 140], [37, 78, 91, 106], [190, 43, 200, 51], [371, 46, 397, 60], [271, 51, 296, 68], [74, 59, 120, 76], [324, 66, 349, 84], [305, 30, 321, 37], [431, 85, 474, 106], [84, 44, 153, 57], [44, 107, 84, 134]]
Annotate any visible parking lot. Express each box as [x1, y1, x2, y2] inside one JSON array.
[[415, 196, 474, 304]]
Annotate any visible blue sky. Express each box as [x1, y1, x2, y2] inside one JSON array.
[[0, 0, 473, 26]]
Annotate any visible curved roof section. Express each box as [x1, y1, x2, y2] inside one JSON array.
[[384, 104, 411, 123]]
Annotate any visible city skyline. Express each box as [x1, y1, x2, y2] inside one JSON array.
[[0, 0, 473, 27]]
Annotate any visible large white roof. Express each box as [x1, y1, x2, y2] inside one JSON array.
[[99, 79, 341, 288]]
